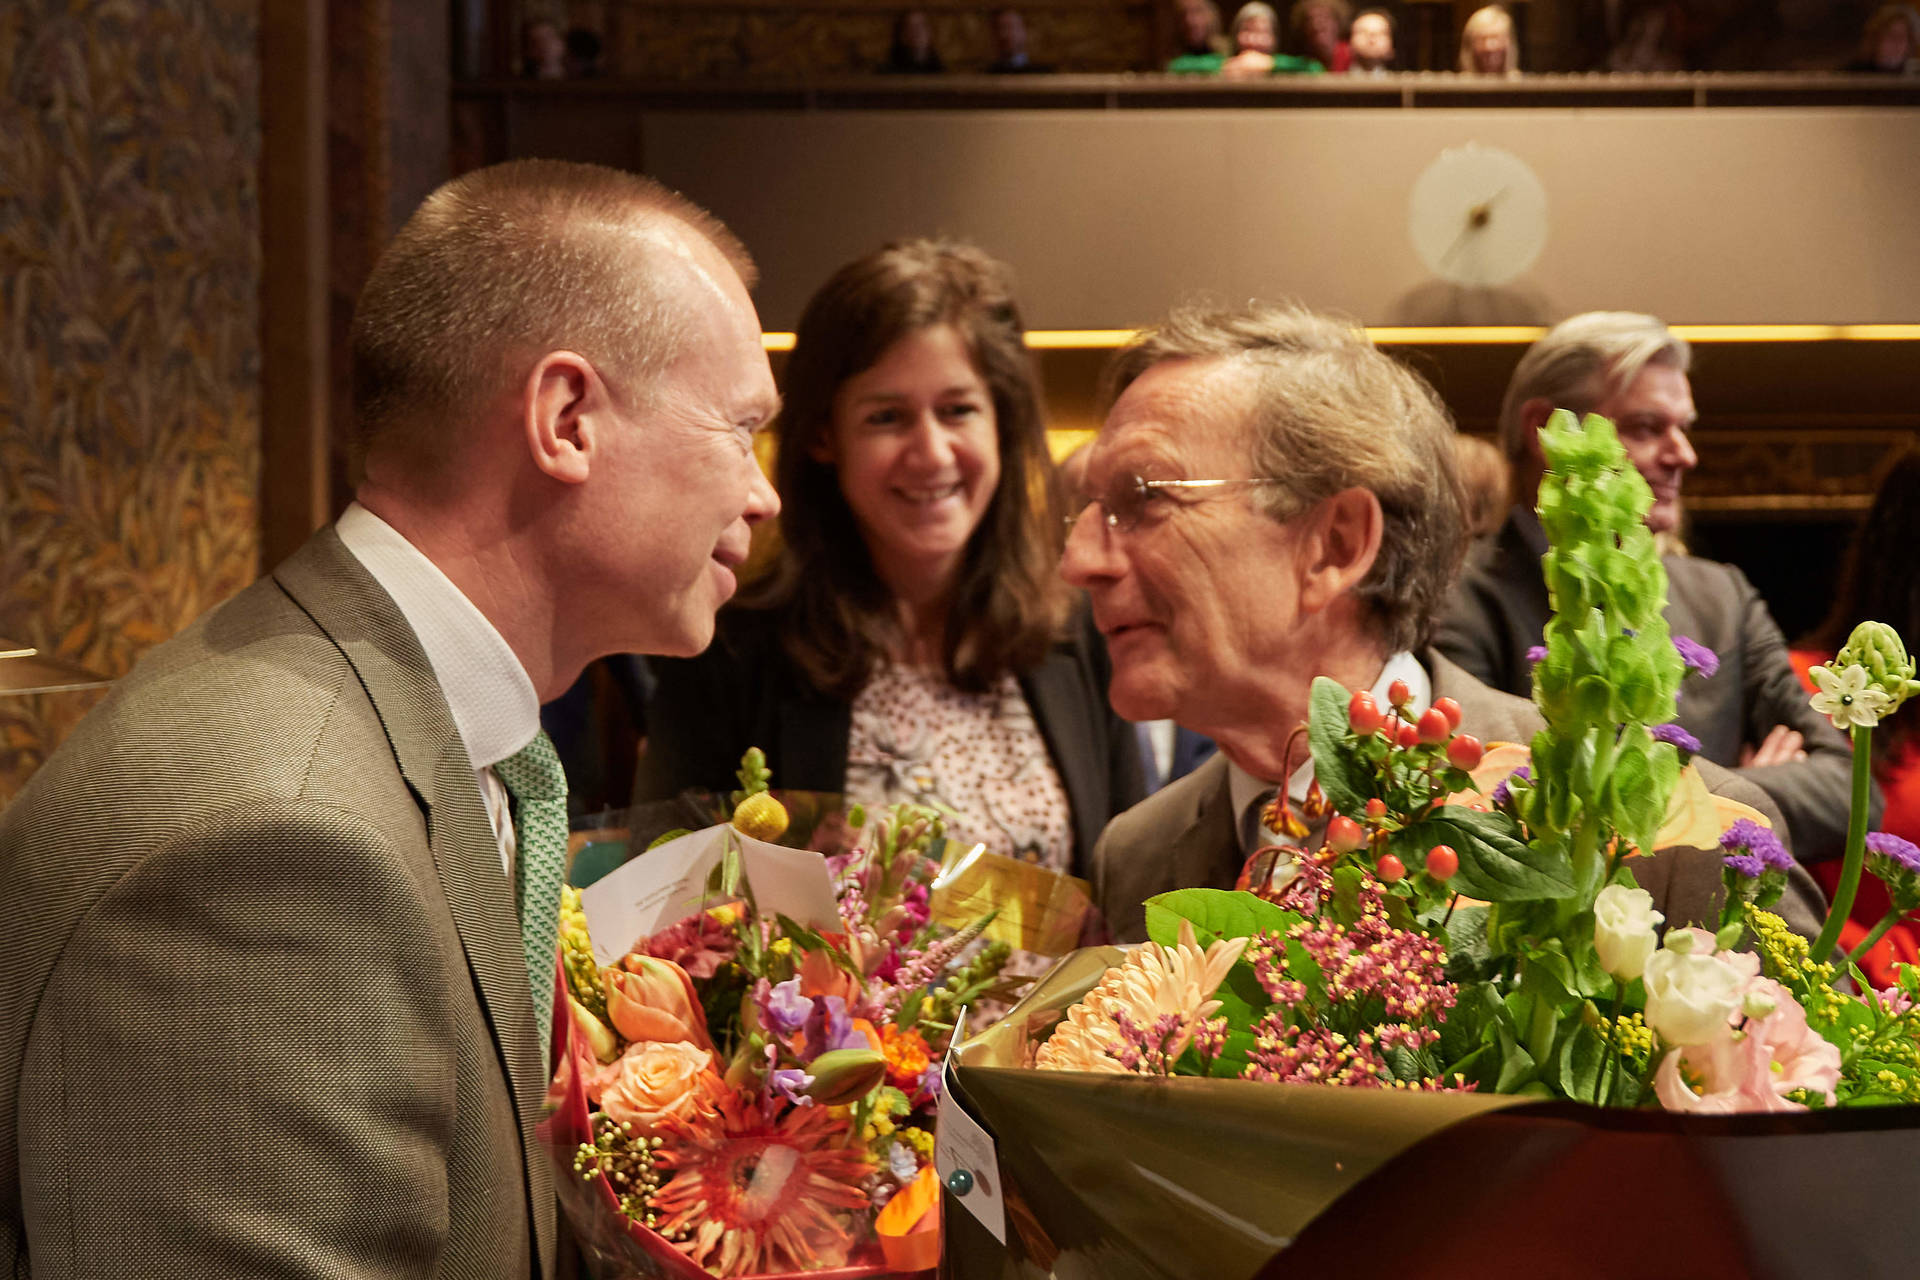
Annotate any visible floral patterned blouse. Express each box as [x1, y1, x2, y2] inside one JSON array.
[[844, 663, 1073, 871]]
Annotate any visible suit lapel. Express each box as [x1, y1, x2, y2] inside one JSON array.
[[274, 530, 556, 1273], [1162, 754, 1243, 896]]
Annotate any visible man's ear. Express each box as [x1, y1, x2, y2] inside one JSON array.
[[1517, 397, 1555, 471], [523, 350, 603, 485], [1298, 486, 1384, 615]]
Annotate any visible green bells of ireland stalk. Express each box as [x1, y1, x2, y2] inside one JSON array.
[[1807, 622, 1920, 961], [1525, 410, 1686, 899]]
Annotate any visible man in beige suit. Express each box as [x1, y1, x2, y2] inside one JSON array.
[[0, 161, 779, 1277], [1061, 302, 1817, 944]]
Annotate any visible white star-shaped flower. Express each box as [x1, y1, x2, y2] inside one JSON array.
[[1809, 662, 1893, 731]]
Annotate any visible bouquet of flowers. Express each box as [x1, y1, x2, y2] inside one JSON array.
[[1022, 409, 1920, 1112], [546, 752, 1014, 1278]]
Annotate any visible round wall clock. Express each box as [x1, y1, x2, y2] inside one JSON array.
[[1408, 143, 1548, 288]]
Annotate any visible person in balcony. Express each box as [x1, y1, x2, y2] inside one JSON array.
[[1844, 4, 1920, 73], [1346, 8, 1399, 73], [638, 239, 1142, 881], [1167, 0, 1233, 71], [881, 9, 945, 73], [1289, 0, 1351, 71], [1217, 2, 1326, 76], [1459, 4, 1521, 75]]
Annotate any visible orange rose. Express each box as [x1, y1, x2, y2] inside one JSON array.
[[607, 955, 712, 1051], [598, 1040, 723, 1137]]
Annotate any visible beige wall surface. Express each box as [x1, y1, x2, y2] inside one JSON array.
[[642, 107, 1920, 331]]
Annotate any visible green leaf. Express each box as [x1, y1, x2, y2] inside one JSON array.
[[1420, 806, 1577, 901], [1142, 888, 1300, 950], [1307, 675, 1368, 817], [1494, 1016, 1538, 1093], [1554, 1020, 1610, 1104], [1329, 864, 1365, 926], [1207, 1027, 1260, 1077]]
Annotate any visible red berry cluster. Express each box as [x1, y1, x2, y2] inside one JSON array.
[[1344, 683, 1481, 887]]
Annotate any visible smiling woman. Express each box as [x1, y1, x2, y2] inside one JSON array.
[[636, 239, 1144, 881]]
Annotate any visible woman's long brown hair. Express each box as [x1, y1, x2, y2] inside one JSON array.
[[744, 238, 1069, 699]]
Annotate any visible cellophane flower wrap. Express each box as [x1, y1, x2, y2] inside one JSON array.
[[1027, 409, 1920, 1110], [548, 759, 1014, 1279]]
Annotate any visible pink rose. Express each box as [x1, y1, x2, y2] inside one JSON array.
[[596, 1040, 723, 1136], [606, 955, 712, 1051]]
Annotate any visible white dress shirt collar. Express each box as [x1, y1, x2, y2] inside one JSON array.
[[335, 502, 541, 770]]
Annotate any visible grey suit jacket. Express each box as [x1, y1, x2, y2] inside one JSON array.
[[1434, 507, 1869, 863], [1090, 650, 1825, 944], [1, 530, 557, 1279]]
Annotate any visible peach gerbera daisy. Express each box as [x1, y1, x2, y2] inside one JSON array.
[[650, 1089, 874, 1277], [1035, 920, 1247, 1073]]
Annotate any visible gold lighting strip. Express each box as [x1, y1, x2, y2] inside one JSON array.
[[765, 324, 1920, 351]]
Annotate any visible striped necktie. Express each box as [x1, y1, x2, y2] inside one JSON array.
[[495, 730, 568, 1062]]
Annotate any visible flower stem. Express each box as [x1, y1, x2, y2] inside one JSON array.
[[1810, 724, 1874, 962], [1597, 982, 1624, 1106], [1845, 909, 1905, 968]]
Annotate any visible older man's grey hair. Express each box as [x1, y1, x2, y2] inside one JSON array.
[[1104, 302, 1466, 655], [1497, 312, 1691, 469]]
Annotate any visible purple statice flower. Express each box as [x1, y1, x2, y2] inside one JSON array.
[[1865, 831, 1920, 876], [1650, 723, 1702, 756], [1489, 764, 1532, 809], [765, 977, 812, 1036], [1720, 817, 1793, 872], [1674, 635, 1720, 680], [1525, 645, 1548, 665], [1722, 851, 1767, 879]]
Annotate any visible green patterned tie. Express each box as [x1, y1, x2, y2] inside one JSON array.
[[495, 730, 568, 1063]]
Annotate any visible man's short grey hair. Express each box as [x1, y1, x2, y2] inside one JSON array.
[[1497, 311, 1691, 467], [1104, 302, 1466, 654]]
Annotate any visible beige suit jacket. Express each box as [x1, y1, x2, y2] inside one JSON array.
[[1, 530, 557, 1278], [1091, 651, 1825, 944]]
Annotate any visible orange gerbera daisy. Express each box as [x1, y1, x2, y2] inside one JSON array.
[[651, 1089, 875, 1277]]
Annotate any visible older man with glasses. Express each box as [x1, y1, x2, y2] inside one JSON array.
[[1062, 301, 1819, 945]]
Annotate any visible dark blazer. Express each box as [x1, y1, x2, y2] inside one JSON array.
[[636, 601, 1144, 877], [1089, 650, 1826, 945], [0, 530, 556, 1279], [1434, 507, 1869, 863]]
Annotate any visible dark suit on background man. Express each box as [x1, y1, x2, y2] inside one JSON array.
[[1, 160, 783, 1278], [1, 534, 552, 1277], [1437, 509, 1864, 865]]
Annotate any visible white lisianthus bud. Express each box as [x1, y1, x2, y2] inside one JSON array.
[[1643, 946, 1747, 1047], [1742, 989, 1778, 1021], [1593, 885, 1664, 981]]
